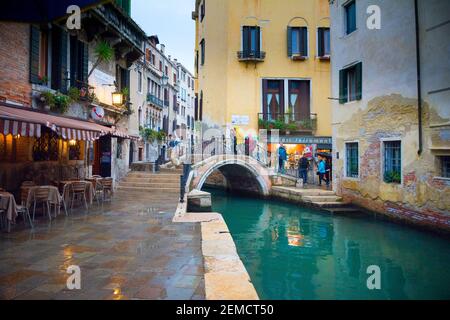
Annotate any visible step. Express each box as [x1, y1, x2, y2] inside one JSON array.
[[123, 177, 181, 183], [311, 201, 350, 208], [302, 195, 343, 203], [119, 182, 180, 188], [116, 186, 180, 193], [127, 172, 181, 177]]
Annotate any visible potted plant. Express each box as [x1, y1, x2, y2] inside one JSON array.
[[51, 92, 72, 114], [39, 91, 55, 111]]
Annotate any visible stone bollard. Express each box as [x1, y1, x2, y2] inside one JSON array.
[[187, 189, 212, 212]]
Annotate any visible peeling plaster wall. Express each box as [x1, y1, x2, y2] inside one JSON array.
[[330, 0, 450, 232]]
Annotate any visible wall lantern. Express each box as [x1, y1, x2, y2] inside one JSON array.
[[112, 92, 124, 106]]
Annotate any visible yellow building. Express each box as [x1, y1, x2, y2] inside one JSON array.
[[192, 0, 331, 156]]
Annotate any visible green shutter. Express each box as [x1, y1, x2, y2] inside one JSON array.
[[82, 42, 89, 84], [60, 29, 68, 93], [30, 25, 40, 84], [339, 69, 347, 104], [287, 27, 292, 57], [301, 27, 308, 57], [256, 26, 261, 54], [242, 26, 249, 54], [355, 62, 362, 100], [317, 28, 324, 57]]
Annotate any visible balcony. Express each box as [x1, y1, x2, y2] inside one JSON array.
[[237, 50, 266, 62], [258, 113, 317, 133], [147, 94, 164, 108]]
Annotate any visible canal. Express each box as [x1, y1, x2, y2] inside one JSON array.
[[207, 188, 450, 300]]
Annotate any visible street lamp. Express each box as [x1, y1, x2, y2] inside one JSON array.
[[112, 91, 124, 106], [161, 75, 169, 87]]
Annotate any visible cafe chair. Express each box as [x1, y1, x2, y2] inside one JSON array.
[[17, 188, 33, 229], [100, 178, 113, 202], [93, 179, 105, 206], [71, 181, 88, 213], [32, 187, 52, 221]]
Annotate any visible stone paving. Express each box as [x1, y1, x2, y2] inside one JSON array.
[[0, 194, 205, 300]]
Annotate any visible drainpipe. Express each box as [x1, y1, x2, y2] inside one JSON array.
[[414, 0, 423, 156]]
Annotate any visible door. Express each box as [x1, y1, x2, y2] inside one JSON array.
[[288, 80, 310, 121], [262, 79, 284, 121], [99, 136, 112, 177], [129, 141, 134, 165]]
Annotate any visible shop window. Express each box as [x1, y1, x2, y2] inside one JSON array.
[[33, 127, 58, 161], [383, 140, 401, 184], [69, 141, 82, 160], [439, 156, 450, 178], [345, 142, 359, 178], [0, 134, 6, 161], [117, 138, 123, 159]]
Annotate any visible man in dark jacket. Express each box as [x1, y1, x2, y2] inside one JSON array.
[[298, 155, 309, 185]]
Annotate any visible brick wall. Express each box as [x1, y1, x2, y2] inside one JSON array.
[[0, 22, 32, 106]]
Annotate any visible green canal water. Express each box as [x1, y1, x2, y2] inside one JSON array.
[[207, 189, 450, 300]]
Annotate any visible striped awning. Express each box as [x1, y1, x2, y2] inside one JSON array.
[[0, 119, 42, 137], [0, 104, 113, 141]]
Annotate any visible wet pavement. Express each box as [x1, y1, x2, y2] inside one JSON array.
[[0, 195, 205, 300]]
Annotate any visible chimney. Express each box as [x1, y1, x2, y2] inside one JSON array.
[[160, 44, 165, 54]]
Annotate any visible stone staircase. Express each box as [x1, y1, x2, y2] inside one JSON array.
[[271, 186, 360, 215], [115, 167, 183, 201]]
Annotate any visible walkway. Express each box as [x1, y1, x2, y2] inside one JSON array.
[[0, 193, 205, 300]]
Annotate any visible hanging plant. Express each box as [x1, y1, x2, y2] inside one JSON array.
[[51, 92, 72, 114], [87, 41, 114, 79]]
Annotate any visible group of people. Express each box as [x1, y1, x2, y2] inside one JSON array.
[[277, 143, 331, 187]]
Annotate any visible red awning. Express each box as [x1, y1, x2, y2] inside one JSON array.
[[0, 105, 112, 141]]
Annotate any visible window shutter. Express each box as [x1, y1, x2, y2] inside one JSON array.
[[82, 43, 89, 84], [339, 69, 347, 104], [30, 25, 40, 84], [287, 27, 292, 57], [317, 28, 324, 57], [242, 26, 249, 54], [256, 26, 261, 53], [301, 27, 308, 57], [355, 62, 362, 100], [60, 30, 68, 93]]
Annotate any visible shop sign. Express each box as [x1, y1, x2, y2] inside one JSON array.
[[273, 136, 332, 145], [231, 115, 250, 126]]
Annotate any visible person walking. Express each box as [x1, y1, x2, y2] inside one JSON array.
[[298, 155, 309, 185], [318, 157, 328, 187], [278, 144, 287, 174]]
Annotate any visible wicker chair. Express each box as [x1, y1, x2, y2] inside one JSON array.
[[70, 181, 88, 212]]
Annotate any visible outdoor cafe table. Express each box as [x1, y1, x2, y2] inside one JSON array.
[[59, 180, 94, 206], [25, 186, 61, 214], [0, 191, 18, 223]]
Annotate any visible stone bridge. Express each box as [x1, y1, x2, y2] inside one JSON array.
[[186, 155, 274, 197]]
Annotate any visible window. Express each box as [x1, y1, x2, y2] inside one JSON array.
[[174, 72, 177, 83], [242, 26, 261, 55], [384, 140, 401, 184], [138, 71, 142, 93], [339, 62, 362, 103], [69, 37, 89, 89], [32, 127, 58, 161], [200, 39, 205, 65], [200, 1, 205, 22], [69, 141, 82, 160], [345, 0, 357, 35], [440, 156, 450, 178], [165, 66, 168, 76], [288, 27, 307, 58], [152, 54, 156, 65], [345, 142, 359, 178], [117, 138, 123, 159], [138, 108, 142, 127], [159, 61, 162, 71], [318, 27, 330, 57]]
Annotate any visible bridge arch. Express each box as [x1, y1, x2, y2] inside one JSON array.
[[188, 155, 272, 197]]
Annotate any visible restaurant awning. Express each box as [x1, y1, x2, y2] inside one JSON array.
[[0, 105, 112, 141]]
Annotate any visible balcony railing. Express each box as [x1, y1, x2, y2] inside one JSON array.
[[237, 50, 266, 62], [258, 113, 317, 132], [147, 93, 164, 108]]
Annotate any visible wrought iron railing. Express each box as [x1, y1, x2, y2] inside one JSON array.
[[147, 93, 164, 108], [237, 50, 266, 61], [258, 113, 317, 132]]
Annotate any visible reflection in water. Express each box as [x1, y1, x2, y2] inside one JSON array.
[[209, 189, 450, 300]]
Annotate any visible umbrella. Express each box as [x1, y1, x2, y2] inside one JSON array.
[[0, 0, 108, 23]]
